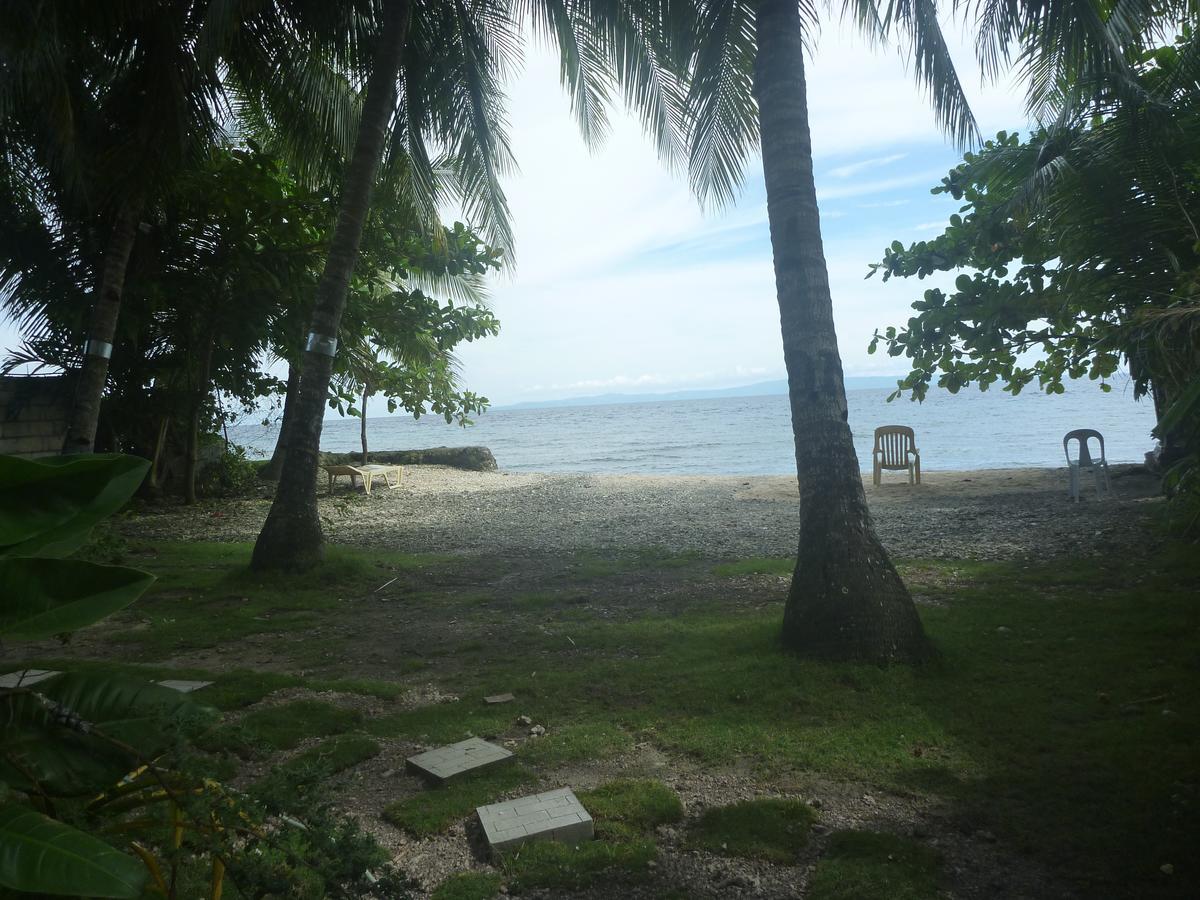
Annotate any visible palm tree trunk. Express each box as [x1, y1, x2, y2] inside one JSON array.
[[753, 0, 930, 663], [183, 328, 215, 504], [251, 0, 411, 571], [360, 382, 369, 465], [61, 202, 141, 454], [259, 363, 300, 481]]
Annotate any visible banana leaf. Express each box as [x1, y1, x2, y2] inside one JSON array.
[[0, 557, 154, 639], [0, 454, 149, 558], [0, 802, 146, 897]]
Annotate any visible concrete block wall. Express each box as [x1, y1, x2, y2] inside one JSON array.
[[0, 376, 69, 458]]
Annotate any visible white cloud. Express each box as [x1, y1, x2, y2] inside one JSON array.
[[827, 153, 907, 178]]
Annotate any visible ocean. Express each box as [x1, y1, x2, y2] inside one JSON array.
[[227, 380, 1160, 476]]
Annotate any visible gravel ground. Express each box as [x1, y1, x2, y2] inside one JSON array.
[[128, 463, 1164, 561]]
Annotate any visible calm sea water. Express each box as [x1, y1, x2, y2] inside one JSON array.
[[228, 381, 1159, 476]]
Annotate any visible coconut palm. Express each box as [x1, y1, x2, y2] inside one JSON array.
[[670, 0, 978, 661], [247, 0, 688, 571], [0, 1, 226, 453]]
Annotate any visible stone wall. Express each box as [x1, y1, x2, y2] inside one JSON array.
[[319, 445, 498, 472], [0, 376, 69, 458]]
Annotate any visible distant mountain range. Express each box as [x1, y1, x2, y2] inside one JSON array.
[[496, 376, 901, 410]]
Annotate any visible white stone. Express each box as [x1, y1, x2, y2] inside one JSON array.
[[477, 787, 594, 853], [405, 737, 513, 782], [157, 679, 213, 693], [0, 669, 60, 688]]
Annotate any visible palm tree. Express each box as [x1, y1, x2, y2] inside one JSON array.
[[676, 0, 977, 661], [248, 0, 686, 571], [0, 1, 226, 453]]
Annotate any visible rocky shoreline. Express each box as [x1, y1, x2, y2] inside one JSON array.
[[127, 464, 1164, 562]]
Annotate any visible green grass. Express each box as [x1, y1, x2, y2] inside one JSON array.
[[203, 699, 361, 757], [112, 541, 445, 658], [256, 734, 381, 789], [21, 539, 1198, 898], [808, 831, 941, 900], [686, 798, 816, 862], [576, 780, 683, 837], [431, 872, 504, 900], [517, 723, 633, 767], [381, 765, 533, 837], [712, 556, 793, 577], [501, 837, 657, 893]]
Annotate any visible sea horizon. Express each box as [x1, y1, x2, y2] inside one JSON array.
[[228, 379, 1159, 477]]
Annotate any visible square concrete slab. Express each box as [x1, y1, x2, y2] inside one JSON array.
[[0, 669, 60, 689], [484, 693, 514, 705], [405, 737, 513, 783], [157, 680, 213, 693], [477, 787, 594, 853]]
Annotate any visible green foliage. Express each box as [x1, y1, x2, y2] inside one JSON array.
[[808, 831, 941, 900], [381, 765, 532, 837], [252, 735, 381, 801], [0, 803, 147, 898], [576, 780, 683, 836], [517, 723, 633, 768], [868, 35, 1199, 430], [0, 454, 149, 559], [202, 699, 362, 758], [686, 798, 816, 862], [431, 872, 504, 900], [501, 837, 657, 893], [197, 442, 259, 498], [0, 558, 154, 639]]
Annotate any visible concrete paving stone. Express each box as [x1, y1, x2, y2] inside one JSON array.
[[477, 787, 594, 854], [157, 680, 213, 693], [0, 669, 60, 688], [484, 693, 515, 704], [405, 736, 513, 782]]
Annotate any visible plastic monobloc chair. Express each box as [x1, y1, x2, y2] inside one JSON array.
[[1063, 429, 1111, 501]]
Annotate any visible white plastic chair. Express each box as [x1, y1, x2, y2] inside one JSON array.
[[1063, 429, 1110, 501], [872, 425, 921, 486]]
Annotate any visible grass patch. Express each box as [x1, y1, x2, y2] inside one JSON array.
[[256, 734, 381, 789], [517, 723, 633, 768], [112, 541, 444, 658], [502, 837, 656, 893], [576, 780, 682, 837], [381, 765, 533, 837], [686, 798, 815, 862], [203, 699, 361, 757], [431, 872, 503, 900], [712, 557, 793, 577], [808, 830, 941, 900], [23, 536, 1199, 897]]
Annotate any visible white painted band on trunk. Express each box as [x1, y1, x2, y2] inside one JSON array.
[[84, 340, 113, 359], [306, 333, 338, 357]]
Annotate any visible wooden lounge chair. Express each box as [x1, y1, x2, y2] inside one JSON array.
[[872, 425, 921, 486], [323, 463, 403, 495]]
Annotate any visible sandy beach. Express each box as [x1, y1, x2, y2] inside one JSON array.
[[126, 463, 1164, 561]]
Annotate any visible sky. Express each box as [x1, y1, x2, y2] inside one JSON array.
[[0, 16, 1032, 412], [454, 17, 1030, 408]]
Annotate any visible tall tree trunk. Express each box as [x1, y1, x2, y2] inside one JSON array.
[[183, 329, 215, 504], [360, 382, 369, 465], [62, 202, 141, 454], [259, 363, 301, 481], [753, 0, 931, 663], [251, 0, 411, 571]]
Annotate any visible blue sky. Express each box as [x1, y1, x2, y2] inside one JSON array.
[[0, 17, 1030, 411], [452, 19, 1030, 406]]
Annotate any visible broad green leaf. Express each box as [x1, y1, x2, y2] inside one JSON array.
[[0, 802, 146, 897], [0, 455, 149, 558], [0, 674, 214, 796], [0, 558, 154, 639]]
